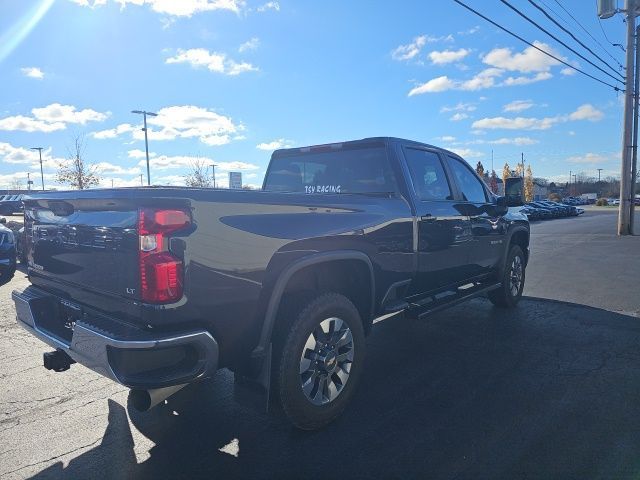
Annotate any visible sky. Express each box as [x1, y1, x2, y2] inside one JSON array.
[[0, 0, 630, 190]]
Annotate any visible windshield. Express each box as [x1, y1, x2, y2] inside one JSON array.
[[264, 146, 397, 194]]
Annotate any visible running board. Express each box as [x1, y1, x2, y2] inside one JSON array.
[[405, 282, 501, 320]]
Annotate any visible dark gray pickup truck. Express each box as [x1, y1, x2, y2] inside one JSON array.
[[13, 137, 529, 429]]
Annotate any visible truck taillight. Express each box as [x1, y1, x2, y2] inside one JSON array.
[[138, 208, 190, 303]]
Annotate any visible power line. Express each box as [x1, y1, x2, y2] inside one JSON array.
[[499, 0, 624, 85], [528, 0, 623, 79], [451, 0, 624, 92], [597, 13, 625, 52], [551, 0, 625, 56]]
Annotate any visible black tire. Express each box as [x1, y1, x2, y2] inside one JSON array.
[[488, 245, 525, 308], [0, 266, 15, 286], [275, 292, 366, 430]]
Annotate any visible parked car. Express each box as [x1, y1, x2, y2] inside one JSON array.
[[524, 204, 552, 220], [539, 200, 574, 216], [528, 201, 561, 218], [12, 137, 530, 430], [0, 194, 25, 215], [0, 224, 16, 284]]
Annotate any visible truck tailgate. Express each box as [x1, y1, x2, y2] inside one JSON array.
[[24, 198, 140, 301]]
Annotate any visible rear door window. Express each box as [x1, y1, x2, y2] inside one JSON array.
[[264, 146, 398, 194], [404, 148, 453, 201]]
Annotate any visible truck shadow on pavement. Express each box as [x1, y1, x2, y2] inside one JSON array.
[[29, 297, 640, 480]]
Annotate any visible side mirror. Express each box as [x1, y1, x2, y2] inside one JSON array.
[[503, 177, 524, 207], [0, 217, 5, 224]]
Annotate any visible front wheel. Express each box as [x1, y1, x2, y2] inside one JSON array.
[[275, 292, 366, 430], [488, 245, 526, 308]]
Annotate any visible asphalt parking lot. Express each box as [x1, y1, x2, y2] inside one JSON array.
[[1, 209, 639, 479]]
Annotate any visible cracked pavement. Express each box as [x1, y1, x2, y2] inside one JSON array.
[[1, 209, 640, 479]]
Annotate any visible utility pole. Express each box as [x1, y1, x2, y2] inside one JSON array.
[[597, 168, 603, 183], [140, 174, 143, 186], [569, 170, 572, 196], [27, 172, 31, 191], [521, 152, 525, 178], [210, 164, 217, 188], [572, 174, 577, 196], [30, 147, 45, 190], [131, 110, 158, 186], [111, 179, 114, 188], [631, 23, 640, 233], [619, 1, 636, 234]]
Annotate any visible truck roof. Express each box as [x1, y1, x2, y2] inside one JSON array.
[[272, 137, 462, 159]]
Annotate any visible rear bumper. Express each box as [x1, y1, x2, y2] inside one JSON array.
[[12, 286, 219, 389]]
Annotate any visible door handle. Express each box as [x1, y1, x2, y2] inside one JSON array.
[[421, 214, 437, 222]]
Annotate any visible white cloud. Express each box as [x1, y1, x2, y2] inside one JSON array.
[[408, 43, 566, 96], [21, 67, 44, 79], [488, 137, 539, 145], [93, 162, 142, 175], [503, 100, 535, 113], [450, 113, 469, 121], [472, 104, 604, 131], [92, 106, 243, 146], [1, 143, 49, 165], [166, 48, 258, 75], [440, 102, 476, 113], [92, 123, 136, 139], [140, 153, 259, 171], [448, 148, 483, 158], [257, 1, 279, 12], [460, 68, 503, 90], [71, 0, 244, 16], [502, 72, 553, 86], [32, 103, 109, 124], [566, 152, 614, 164], [459, 26, 480, 35], [391, 34, 454, 62], [472, 116, 559, 131], [409, 68, 503, 95], [436, 136, 456, 142], [482, 41, 563, 73], [561, 67, 576, 76], [127, 149, 157, 159], [392, 35, 428, 61], [408, 76, 455, 95], [428, 48, 470, 65], [0, 116, 65, 133], [0, 103, 108, 133], [256, 139, 294, 150], [238, 37, 259, 53], [568, 103, 604, 121]]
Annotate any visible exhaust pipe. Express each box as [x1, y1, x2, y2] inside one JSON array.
[[129, 383, 187, 412]]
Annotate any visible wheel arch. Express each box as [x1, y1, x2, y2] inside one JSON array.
[[252, 250, 375, 361]]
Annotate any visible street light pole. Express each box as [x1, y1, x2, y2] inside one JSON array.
[[210, 164, 217, 188], [132, 110, 158, 186], [30, 147, 45, 190]]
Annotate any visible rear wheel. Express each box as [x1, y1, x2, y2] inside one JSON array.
[[488, 245, 525, 308], [275, 292, 365, 430]]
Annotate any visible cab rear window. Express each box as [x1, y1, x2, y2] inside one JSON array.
[[264, 146, 397, 194]]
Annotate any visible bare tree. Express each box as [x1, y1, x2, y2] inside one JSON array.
[[184, 159, 212, 187], [56, 135, 101, 189], [10, 178, 24, 192]]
